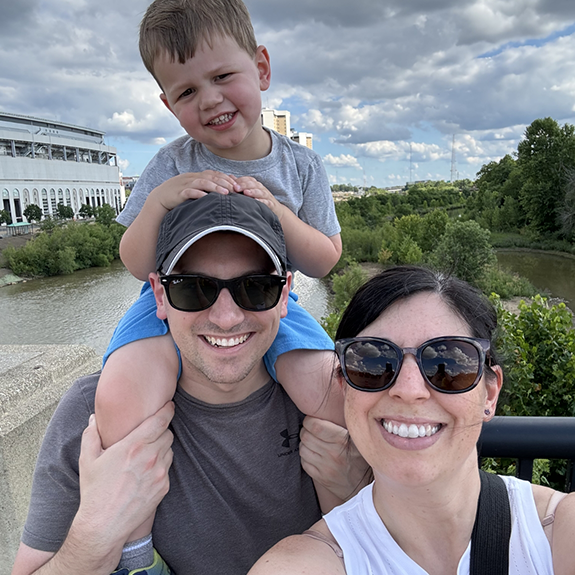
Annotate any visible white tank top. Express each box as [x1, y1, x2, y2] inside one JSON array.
[[323, 476, 554, 575]]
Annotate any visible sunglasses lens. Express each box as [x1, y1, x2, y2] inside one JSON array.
[[235, 276, 283, 310], [168, 276, 218, 311], [421, 340, 481, 392], [343, 340, 399, 390]]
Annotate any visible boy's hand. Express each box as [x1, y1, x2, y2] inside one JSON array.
[[151, 171, 240, 211], [234, 176, 287, 222]]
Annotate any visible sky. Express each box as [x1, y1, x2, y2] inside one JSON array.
[[2, 0, 575, 188]]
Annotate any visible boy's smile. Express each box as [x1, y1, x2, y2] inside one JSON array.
[[156, 34, 272, 161]]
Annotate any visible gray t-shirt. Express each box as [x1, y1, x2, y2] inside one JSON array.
[[22, 373, 321, 574], [117, 129, 340, 269]]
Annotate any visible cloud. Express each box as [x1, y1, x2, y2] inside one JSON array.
[[323, 154, 362, 169], [117, 157, 130, 172], [2, 0, 575, 179]]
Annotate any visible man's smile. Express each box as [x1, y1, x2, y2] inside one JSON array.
[[203, 333, 250, 348]]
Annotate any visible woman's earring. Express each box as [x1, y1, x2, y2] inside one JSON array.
[[484, 409, 491, 416]]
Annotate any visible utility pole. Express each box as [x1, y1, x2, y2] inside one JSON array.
[[450, 135, 457, 182], [409, 142, 414, 183]]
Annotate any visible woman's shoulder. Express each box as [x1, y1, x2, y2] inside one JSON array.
[[247, 519, 346, 575], [530, 482, 570, 522]]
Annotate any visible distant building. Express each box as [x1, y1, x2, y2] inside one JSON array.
[[261, 108, 313, 149], [0, 112, 124, 223], [122, 175, 139, 191], [290, 130, 313, 150], [261, 108, 291, 136]]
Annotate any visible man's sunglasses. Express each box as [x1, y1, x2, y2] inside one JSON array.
[[159, 274, 287, 312], [335, 336, 491, 394]]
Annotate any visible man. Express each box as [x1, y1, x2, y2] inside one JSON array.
[[12, 193, 365, 575]]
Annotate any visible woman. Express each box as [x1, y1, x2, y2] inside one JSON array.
[[249, 266, 574, 575]]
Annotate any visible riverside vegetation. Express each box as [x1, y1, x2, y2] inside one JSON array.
[[324, 117, 575, 489], [3, 204, 123, 277]]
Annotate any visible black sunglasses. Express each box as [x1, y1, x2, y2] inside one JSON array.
[[335, 336, 491, 394], [159, 273, 287, 312]]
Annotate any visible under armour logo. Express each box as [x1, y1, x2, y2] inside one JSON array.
[[280, 428, 300, 448]]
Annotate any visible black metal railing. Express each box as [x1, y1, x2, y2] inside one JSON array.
[[479, 416, 575, 492]]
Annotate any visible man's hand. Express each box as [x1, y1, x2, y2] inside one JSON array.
[[11, 403, 175, 575], [151, 171, 240, 211], [234, 176, 288, 222], [72, 402, 175, 569], [300, 416, 371, 503]]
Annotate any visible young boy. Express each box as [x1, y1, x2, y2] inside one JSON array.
[[97, 0, 343, 572]]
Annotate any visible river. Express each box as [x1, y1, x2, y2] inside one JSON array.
[[0, 261, 330, 355], [1, 250, 573, 355], [496, 250, 575, 309]]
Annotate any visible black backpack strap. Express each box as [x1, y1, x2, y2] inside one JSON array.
[[469, 471, 512, 575]]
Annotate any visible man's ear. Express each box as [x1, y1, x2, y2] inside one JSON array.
[[279, 272, 292, 319], [149, 272, 169, 320], [255, 45, 271, 91], [160, 93, 175, 115]]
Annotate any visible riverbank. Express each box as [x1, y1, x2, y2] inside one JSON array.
[[0, 232, 30, 286], [355, 260, 573, 320]]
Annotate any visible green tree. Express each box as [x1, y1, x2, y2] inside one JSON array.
[[39, 215, 61, 234], [517, 117, 575, 234], [95, 204, 117, 226], [79, 204, 94, 218], [492, 294, 575, 489], [0, 209, 12, 225], [419, 209, 450, 253], [394, 214, 423, 246], [429, 220, 495, 285], [559, 167, 575, 240], [24, 204, 43, 223], [56, 203, 74, 220]]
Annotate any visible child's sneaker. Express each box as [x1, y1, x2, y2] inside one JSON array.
[[112, 549, 173, 575]]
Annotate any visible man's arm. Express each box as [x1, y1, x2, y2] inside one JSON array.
[[12, 406, 174, 575]]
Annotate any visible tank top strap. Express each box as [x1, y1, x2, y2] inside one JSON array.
[[302, 529, 344, 560], [541, 490, 568, 545]]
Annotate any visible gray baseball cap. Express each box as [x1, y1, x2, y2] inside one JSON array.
[[156, 193, 287, 275]]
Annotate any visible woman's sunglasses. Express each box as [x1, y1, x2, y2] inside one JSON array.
[[159, 274, 287, 312], [335, 336, 491, 394]]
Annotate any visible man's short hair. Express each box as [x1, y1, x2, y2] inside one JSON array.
[[140, 0, 258, 84]]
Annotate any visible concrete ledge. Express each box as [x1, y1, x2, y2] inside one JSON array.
[[0, 345, 102, 573]]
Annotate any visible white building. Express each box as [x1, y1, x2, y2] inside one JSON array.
[[0, 112, 124, 223], [290, 130, 313, 150], [261, 108, 313, 150], [261, 108, 291, 136]]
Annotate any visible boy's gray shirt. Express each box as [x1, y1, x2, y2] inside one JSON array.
[[118, 129, 340, 269], [22, 372, 321, 574]]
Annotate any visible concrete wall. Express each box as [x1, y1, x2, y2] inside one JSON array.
[[0, 345, 101, 572]]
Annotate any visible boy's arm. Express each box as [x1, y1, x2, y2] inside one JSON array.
[[237, 177, 341, 278], [276, 208, 342, 278], [121, 171, 239, 280]]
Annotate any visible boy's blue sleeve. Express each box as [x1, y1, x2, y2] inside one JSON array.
[[105, 287, 333, 383], [263, 291, 334, 381], [103, 282, 169, 366]]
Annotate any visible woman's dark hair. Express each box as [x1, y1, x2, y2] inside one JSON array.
[[335, 265, 500, 367]]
